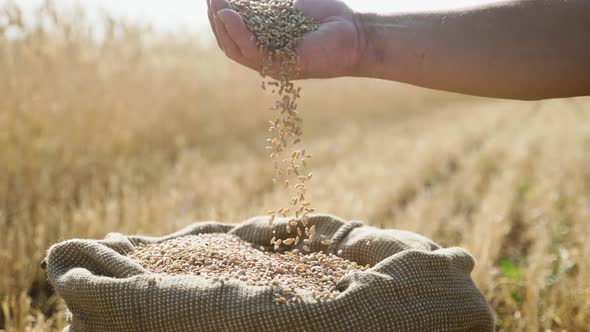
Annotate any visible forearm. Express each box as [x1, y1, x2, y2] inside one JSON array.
[[353, 1, 590, 100]]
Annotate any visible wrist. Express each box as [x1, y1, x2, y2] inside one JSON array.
[[351, 11, 390, 79], [350, 11, 372, 77], [350, 11, 417, 82]]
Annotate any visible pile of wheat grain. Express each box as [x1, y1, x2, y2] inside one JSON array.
[[228, 0, 320, 249], [128, 234, 368, 303]]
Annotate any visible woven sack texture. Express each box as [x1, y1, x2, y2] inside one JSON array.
[[45, 214, 494, 332]]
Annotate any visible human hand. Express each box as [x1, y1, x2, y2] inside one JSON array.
[[207, 0, 363, 79]]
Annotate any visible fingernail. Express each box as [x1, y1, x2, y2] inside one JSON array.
[[216, 9, 230, 25], [213, 0, 231, 12]]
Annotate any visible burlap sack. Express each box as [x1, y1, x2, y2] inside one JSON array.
[[45, 214, 494, 332]]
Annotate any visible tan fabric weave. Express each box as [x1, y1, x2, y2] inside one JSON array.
[[45, 214, 494, 332]]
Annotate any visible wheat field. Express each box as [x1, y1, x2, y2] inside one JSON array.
[[1, 3, 589, 332]]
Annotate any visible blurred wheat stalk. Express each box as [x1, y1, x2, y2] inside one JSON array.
[[1, 1, 589, 331]]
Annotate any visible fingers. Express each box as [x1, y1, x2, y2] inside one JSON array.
[[208, 0, 263, 72], [210, 0, 233, 52], [294, 0, 329, 21], [214, 10, 260, 71], [294, 0, 351, 21], [210, 0, 231, 15], [214, 14, 242, 59], [206, 0, 222, 49], [216, 9, 261, 59], [209, 0, 241, 57]]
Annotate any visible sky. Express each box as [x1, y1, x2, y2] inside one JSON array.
[[13, 0, 499, 34]]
